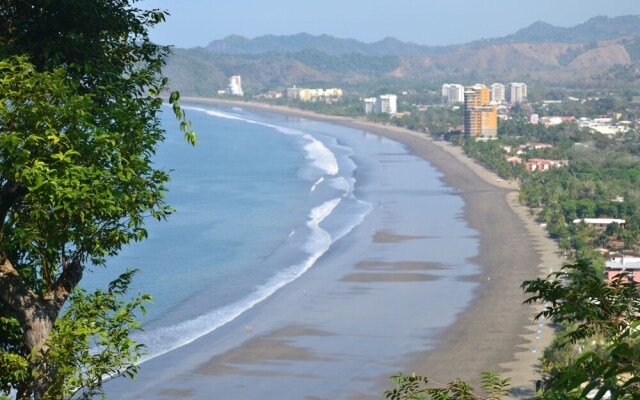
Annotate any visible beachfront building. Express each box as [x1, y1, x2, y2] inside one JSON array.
[[286, 86, 343, 102], [573, 218, 626, 229], [576, 117, 631, 136], [605, 253, 640, 283], [490, 83, 505, 103], [375, 94, 397, 114], [363, 97, 377, 114], [464, 85, 497, 138], [227, 75, 244, 96], [442, 83, 465, 105], [363, 94, 398, 115], [507, 82, 527, 104], [525, 158, 568, 172]]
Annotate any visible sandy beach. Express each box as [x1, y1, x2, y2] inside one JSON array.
[[182, 97, 563, 394], [107, 97, 562, 399]]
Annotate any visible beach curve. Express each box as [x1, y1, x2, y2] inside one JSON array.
[[180, 97, 561, 397]]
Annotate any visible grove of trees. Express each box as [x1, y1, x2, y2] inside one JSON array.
[[0, 1, 192, 398]]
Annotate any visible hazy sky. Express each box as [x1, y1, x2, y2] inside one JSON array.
[[139, 0, 640, 48]]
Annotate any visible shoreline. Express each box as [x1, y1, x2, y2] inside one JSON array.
[[182, 97, 561, 395]]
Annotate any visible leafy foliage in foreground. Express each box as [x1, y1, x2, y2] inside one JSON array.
[[0, 271, 150, 399], [42, 271, 150, 399], [0, 1, 193, 398], [388, 259, 640, 400], [385, 372, 510, 400], [523, 260, 640, 399]]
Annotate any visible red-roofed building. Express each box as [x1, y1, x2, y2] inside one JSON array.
[[525, 158, 568, 172], [605, 253, 640, 284]]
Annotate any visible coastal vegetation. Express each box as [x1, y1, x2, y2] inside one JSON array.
[[387, 259, 640, 399], [382, 90, 640, 398], [0, 1, 191, 398], [231, 73, 640, 398], [2, 1, 640, 398]]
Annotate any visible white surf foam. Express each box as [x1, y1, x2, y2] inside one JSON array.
[[182, 106, 339, 176], [136, 197, 342, 364], [310, 176, 324, 192]]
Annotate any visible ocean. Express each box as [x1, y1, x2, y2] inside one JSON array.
[[82, 103, 374, 362], [96, 103, 485, 398]]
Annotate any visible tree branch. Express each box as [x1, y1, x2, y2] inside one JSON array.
[[51, 258, 83, 309], [0, 257, 37, 322]]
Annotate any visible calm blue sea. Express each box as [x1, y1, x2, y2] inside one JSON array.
[[81, 104, 372, 362]]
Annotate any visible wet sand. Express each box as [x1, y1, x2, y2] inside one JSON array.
[[107, 97, 561, 399], [182, 97, 562, 395]]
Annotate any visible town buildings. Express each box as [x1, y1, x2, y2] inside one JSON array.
[[577, 117, 631, 136], [286, 86, 343, 102], [375, 94, 397, 114], [525, 158, 569, 172], [227, 75, 244, 96], [364, 94, 398, 115], [605, 253, 640, 284], [490, 83, 505, 103], [364, 97, 377, 114], [464, 85, 497, 138], [441, 84, 465, 104], [573, 218, 626, 229], [506, 82, 527, 103]]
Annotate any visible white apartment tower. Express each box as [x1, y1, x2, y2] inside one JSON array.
[[227, 75, 244, 96], [363, 97, 377, 114], [507, 82, 527, 104], [375, 94, 397, 114], [442, 83, 465, 104], [490, 83, 505, 103]]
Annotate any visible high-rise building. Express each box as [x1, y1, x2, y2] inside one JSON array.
[[442, 83, 465, 104], [442, 84, 450, 98], [464, 86, 497, 138], [490, 83, 505, 103], [227, 75, 244, 96], [507, 82, 527, 104], [363, 97, 377, 114], [375, 94, 397, 114]]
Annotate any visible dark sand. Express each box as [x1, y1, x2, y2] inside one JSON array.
[[181, 97, 562, 396], [104, 97, 562, 399]]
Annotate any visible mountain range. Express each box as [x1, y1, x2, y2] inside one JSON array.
[[166, 16, 640, 96]]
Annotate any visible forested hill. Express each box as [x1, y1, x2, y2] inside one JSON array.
[[167, 15, 640, 96], [206, 16, 640, 56], [206, 33, 431, 56], [492, 15, 640, 44]]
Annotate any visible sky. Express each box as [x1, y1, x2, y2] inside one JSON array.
[[138, 0, 640, 48]]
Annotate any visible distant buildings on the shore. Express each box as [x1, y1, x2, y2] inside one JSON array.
[[605, 253, 640, 284], [442, 82, 527, 105], [507, 82, 527, 104], [363, 94, 398, 115], [524, 158, 569, 172], [490, 83, 505, 103], [464, 84, 497, 138], [577, 117, 631, 135], [441, 84, 465, 105], [227, 75, 244, 96], [286, 86, 343, 102], [442, 82, 527, 139], [501, 143, 570, 173]]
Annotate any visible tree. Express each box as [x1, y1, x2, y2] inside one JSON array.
[[522, 259, 640, 399], [387, 259, 640, 399], [0, 1, 193, 398], [385, 372, 510, 400]]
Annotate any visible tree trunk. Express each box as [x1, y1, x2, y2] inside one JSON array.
[[16, 387, 32, 400], [0, 257, 82, 399], [24, 302, 58, 399]]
